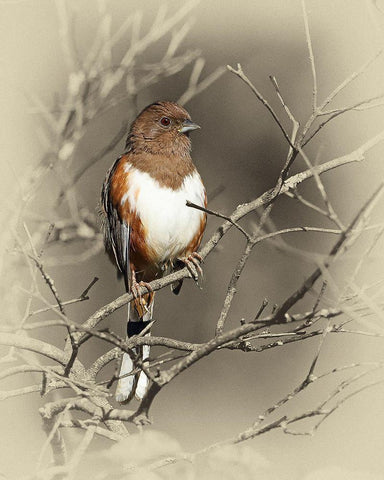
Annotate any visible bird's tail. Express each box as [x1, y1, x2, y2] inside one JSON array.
[[115, 299, 153, 403]]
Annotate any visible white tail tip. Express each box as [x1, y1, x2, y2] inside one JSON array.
[[115, 352, 135, 403], [135, 345, 150, 400]]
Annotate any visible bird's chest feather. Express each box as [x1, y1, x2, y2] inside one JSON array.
[[121, 164, 205, 263]]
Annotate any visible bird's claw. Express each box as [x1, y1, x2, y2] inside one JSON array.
[[179, 252, 204, 284], [131, 277, 154, 314]]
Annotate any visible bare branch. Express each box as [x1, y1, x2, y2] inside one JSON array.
[[186, 200, 250, 239], [301, 0, 318, 111], [319, 49, 383, 111], [275, 183, 384, 320], [178, 61, 226, 105], [0, 333, 68, 365], [227, 63, 296, 150], [216, 240, 254, 335]]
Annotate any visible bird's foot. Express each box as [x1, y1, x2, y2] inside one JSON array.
[[131, 278, 154, 315], [178, 252, 203, 283]]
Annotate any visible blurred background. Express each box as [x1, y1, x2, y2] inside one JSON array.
[[1, 0, 384, 478]]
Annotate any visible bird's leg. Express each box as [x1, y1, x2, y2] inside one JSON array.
[[131, 270, 154, 315], [177, 252, 203, 283]]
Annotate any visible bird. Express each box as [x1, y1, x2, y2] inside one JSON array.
[[100, 101, 207, 403]]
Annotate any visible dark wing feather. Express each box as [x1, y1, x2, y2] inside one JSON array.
[[100, 156, 130, 292]]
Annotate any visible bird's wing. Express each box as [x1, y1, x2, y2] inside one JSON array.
[[100, 156, 130, 291]]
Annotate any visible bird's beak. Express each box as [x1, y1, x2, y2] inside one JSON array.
[[179, 119, 201, 133]]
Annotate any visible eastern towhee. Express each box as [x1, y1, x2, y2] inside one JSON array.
[[100, 101, 207, 403]]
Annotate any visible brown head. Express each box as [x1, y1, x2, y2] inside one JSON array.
[[125, 101, 200, 157]]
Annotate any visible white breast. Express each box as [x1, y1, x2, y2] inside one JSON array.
[[122, 165, 205, 263]]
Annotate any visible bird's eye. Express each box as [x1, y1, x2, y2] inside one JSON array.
[[160, 116, 171, 127]]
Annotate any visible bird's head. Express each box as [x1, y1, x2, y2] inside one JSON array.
[[127, 101, 200, 156]]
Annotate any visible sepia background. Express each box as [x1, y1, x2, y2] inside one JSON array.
[[1, 0, 384, 478]]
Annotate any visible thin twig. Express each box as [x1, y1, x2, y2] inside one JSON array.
[[227, 63, 295, 149], [186, 200, 250, 239], [301, 0, 317, 112]]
